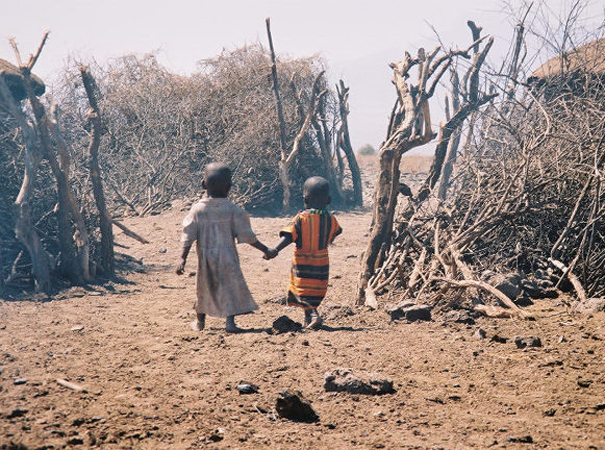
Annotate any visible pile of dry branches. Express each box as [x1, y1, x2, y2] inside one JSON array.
[[357, 7, 605, 317]]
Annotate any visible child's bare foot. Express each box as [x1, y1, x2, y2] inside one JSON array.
[[190, 320, 204, 331], [225, 324, 244, 334], [306, 311, 323, 329], [304, 310, 313, 327], [190, 313, 205, 331], [225, 315, 243, 334]]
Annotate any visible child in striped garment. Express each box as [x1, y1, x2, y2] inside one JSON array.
[[269, 176, 342, 329]]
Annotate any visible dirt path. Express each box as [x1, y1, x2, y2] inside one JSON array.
[[1, 204, 605, 449]]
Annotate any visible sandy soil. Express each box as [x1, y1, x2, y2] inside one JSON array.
[[2, 188, 605, 449]]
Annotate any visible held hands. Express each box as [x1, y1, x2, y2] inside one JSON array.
[[263, 248, 279, 260]]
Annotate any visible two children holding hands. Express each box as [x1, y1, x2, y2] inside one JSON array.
[[176, 163, 341, 333]]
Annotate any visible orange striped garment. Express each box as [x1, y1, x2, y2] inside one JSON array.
[[280, 209, 342, 308]]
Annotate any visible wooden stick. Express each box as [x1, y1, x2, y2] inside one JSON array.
[[474, 304, 519, 319], [364, 286, 378, 309], [112, 220, 149, 244], [436, 277, 531, 319], [56, 378, 87, 392], [81, 66, 115, 275], [265, 17, 288, 161], [549, 258, 587, 304]]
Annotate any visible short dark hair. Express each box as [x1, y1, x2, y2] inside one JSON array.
[[303, 176, 330, 203], [204, 163, 232, 193]]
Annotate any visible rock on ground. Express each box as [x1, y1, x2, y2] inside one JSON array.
[[482, 272, 522, 301], [275, 391, 319, 423], [271, 315, 302, 334], [521, 278, 558, 299], [442, 310, 475, 325], [386, 302, 432, 322], [324, 368, 395, 395], [473, 328, 487, 340], [514, 336, 542, 349]]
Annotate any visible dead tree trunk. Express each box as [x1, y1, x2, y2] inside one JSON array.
[[336, 80, 363, 207], [0, 77, 52, 293], [48, 104, 91, 281], [313, 91, 343, 205], [356, 49, 440, 304], [265, 18, 292, 212], [282, 74, 327, 205], [356, 36, 492, 305], [436, 72, 462, 200], [12, 35, 85, 285], [80, 66, 115, 276]]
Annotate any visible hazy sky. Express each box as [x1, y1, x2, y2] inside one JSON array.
[[1, 0, 604, 150]]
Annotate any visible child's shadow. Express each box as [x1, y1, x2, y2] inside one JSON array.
[[318, 325, 366, 332], [239, 327, 272, 334], [207, 327, 270, 334]]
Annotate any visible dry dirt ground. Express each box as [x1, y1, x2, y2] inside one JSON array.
[[2, 165, 605, 449]]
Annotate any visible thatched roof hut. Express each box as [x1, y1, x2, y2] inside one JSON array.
[[527, 38, 605, 99], [529, 38, 605, 80], [0, 58, 46, 101]]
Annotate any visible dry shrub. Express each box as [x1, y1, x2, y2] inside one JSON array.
[[54, 46, 344, 216]]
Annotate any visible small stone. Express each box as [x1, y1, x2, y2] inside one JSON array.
[[275, 391, 319, 423], [577, 379, 592, 388], [158, 248, 167, 253], [506, 435, 533, 443], [543, 409, 556, 417], [514, 336, 542, 349], [386, 302, 432, 322], [7, 408, 28, 419], [557, 335, 566, 344], [13, 378, 28, 385], [491, 334, 507, 344], [513, 295, 534, 307], [442, 310, 475, 325], [236, 383, 259, 394], [324, 368, 395, 395], [70, 325, 84, 332], [85, 430, 97, 446], [473, 328, 487, 339], [522, 278, 558, 299], [482, 272, 521, 301], [72, 417, 86, 427], [208, 434, 223, 442], [67, 437, 85, 445]]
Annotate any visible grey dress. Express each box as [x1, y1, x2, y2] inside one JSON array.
[[181, 197, 259, 317]]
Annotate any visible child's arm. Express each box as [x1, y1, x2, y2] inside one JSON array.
[[267, 233, 293, 259], [248, 240, 275, 260], [176, 243, 192, 275]]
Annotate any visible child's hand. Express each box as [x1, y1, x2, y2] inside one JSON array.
[[263, 248, 278, 260], [175, 259, 186, 275]]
